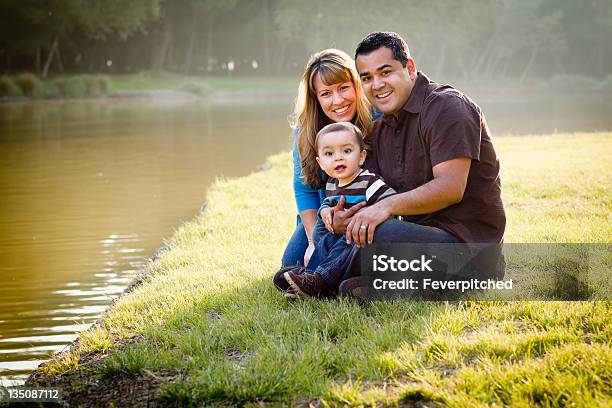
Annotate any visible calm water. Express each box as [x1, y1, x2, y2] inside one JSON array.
[[0, 96, 292, 385], [0, 91, 610, 385]]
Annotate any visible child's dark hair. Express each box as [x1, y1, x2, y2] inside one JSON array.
[[315, 122, 365, 151], [355, 31, 411, 68]]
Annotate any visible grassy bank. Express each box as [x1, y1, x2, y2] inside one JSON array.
[[0, 72, 298, 100], [107, 72, 297, 95], [28, 132, 611, 406], [2, 71, 611, 101]]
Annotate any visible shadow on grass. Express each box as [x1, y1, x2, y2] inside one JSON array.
[[28, 274, 612, 407], [30, 274, 446, 407]]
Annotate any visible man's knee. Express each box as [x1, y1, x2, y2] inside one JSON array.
[[373, 219, 410, 243], [373, 219, 457, 244]]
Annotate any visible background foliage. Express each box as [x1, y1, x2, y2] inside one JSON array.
[[1, 0, 611, 81]]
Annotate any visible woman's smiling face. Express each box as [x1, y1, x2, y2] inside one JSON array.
[[313, 72, 357, 123]]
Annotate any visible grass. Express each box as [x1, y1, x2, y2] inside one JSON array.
[[3, 71, 610, 102], [30, 132, 611, 406], [101, 71, 298, 95], [1, 71, 299, 100]]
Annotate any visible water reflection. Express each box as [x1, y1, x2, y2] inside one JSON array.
[[0, 97, 292, 385]]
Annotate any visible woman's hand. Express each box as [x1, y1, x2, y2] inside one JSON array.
[[320, 207, 334, 233], [331, 196, 366, 235], [304, 242, 315, 267]]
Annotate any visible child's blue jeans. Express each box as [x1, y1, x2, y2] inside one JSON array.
[[305, 230, 357, 289]]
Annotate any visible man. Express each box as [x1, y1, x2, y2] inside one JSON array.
[[285, 31, 506, 298], [337, 31, 506, 242]]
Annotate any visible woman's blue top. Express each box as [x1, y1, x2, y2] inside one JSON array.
[[292, 127, 326, 213], [292, 110, 382, 213]]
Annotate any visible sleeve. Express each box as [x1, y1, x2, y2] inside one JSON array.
[[317, 197, 332, 218], [422, 93, 481, 168], [292, 127, 323, 212], [365, 177, 396, 206]]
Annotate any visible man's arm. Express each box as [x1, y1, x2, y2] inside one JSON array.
[[346, 157, 471, 246], [381, 157, 470, 214]]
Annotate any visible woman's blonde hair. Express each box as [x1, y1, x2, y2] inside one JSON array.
[[291, 49, 372, 189]]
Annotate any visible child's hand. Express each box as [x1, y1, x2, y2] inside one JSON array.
[[320, 207, 334, 233]]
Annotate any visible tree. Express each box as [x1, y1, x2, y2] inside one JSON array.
[[0, 0, 161, 76]]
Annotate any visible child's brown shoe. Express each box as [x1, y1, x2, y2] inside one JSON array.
[[283, 270, 328, 298]]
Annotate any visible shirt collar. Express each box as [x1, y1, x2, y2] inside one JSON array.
[[382, 71, 429, 125], [403, 71, 429, 114]]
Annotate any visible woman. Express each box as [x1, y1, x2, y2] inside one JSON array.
[[281, 49, 373, 268]]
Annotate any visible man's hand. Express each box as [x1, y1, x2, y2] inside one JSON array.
[[320, 207, 334, 233], [346, 202, 391, 247], [331, 196, 366, 235]]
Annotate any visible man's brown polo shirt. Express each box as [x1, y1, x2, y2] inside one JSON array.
[[364, 72, 506, 243]]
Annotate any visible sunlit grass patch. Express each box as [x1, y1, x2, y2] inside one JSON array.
[[105, 71, 297, 95], [30, 132, 612, 405], [496, 132, 611, 243], [444, 343, 611, 407]]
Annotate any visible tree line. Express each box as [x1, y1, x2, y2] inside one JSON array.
[[1, 0, 610, 81]]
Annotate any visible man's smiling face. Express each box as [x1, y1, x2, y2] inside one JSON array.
[[355, 46, 415, 116]]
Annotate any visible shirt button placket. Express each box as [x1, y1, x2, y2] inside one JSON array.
[[395, 127, 402, 166]]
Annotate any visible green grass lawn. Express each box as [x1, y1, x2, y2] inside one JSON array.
[[106, 72, 298, 95], [1, 71, 299, 99], [31, 132, 611, 406], [4, 71, 610, 101]]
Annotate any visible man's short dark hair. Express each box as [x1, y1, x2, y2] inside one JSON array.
[[355, 31, 410, 67]]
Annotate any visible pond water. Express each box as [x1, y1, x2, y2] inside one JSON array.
[[0, 91, 610, 385], [0, 96, 293, 385]]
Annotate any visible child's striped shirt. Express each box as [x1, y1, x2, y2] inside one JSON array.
[[320, 169, 396, 213]]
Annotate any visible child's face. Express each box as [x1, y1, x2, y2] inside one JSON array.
[[316, 130, 366, 183]]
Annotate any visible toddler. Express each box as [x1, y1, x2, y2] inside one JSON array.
[[282, 122, 395, 298]]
